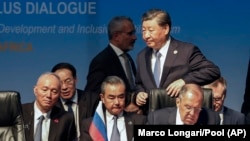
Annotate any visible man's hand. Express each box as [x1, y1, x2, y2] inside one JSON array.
[[136, 92, 148, 106], [166, 79, 185, 97]]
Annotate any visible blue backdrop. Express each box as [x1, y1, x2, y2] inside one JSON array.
[[1, 0, 249, 112]]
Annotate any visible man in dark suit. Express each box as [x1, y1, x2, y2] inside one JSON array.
[[135, 8, 221, 115], [203, 77, 246, 124], [147, 83, 220, 125], [84, 16, 139, 113], [241, 59, 250, 115], [51, 62, 100, 140], [22, 72, 76, 141], [80, 76, 146, 141]]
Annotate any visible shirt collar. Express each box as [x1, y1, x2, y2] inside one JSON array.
[[176, 107, 184, 125], [109, 43, 124, 56], [34, 101, 51, 120], [61, 90, 78, 104]]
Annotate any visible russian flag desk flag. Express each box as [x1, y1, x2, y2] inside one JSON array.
[[89, 101, 108, 141]]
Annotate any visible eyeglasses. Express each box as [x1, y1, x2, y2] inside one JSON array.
[[183, 105, 202, 113], [62, 79, 74, 86], [213, 97, 223, 102]]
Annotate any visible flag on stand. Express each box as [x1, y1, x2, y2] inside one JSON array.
[[89, 101, 108, 141]]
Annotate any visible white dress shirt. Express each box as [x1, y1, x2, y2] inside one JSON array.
[[106, 111, 127, 141], [34, 101, 51, 141]]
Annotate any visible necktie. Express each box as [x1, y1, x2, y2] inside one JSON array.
[[219, 113, 223, 125], [34, 115, 44, 141], [66, 100, 73, 114], [154, 51, 161, 87], [121, 53, 135, 89], [110, 116, 120, 141]]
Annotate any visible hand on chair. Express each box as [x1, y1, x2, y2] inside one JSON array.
[[136, 92, 148, 106]]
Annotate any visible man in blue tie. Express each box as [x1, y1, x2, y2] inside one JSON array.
[[134, 9, 221, 115]]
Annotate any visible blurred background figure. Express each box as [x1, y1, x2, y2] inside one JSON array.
[[51, 62, 99, 140], [84, 16, 139, 113], [203, 76, 246, 125]]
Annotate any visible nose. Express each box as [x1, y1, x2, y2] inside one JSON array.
[[114, 97, 119, 104], [61, 83, 67, 89], [143, 31, 150, 39]]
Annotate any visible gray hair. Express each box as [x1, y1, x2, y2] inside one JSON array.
[[107, 16, 134, 40], [100, 75, 126, 94]]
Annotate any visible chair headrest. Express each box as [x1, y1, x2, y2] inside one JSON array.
[[0, 91, 22, 126]]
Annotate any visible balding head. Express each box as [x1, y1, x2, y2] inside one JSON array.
[[176, 83, 204, 125]]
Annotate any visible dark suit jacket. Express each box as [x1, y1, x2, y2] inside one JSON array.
[[135, 37, 221, 114], [56, 89, 100, 122], [22, 103, 76, 141], [223, 106, 246, 125], [84, 45, 136, 94], [80, 112, 146, 141], [246, 112, 250, 124], [241, 59, 250, 115], [147, 107, 220, 125]]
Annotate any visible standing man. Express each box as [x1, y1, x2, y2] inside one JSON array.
[[241, 59, 250, 115], [84, 16, 138, 112], [147, 84, 220, 125], [51, 62, 100, 140], [22, 72, 76, 141], [203, 77, 246, 124], [135, 9, 221, 115], [80, 76, 146, 141]]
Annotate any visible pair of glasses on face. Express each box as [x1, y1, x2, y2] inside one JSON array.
[[183, 104, 202, 113], [62, 79, 74, 86], [213, 97, 223, 102]]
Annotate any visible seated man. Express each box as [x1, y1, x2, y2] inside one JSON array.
[[51, 62, 100, 140], [147, 83, 220, 125], [22, 72, 76, 141], [203, 77, 246, 125], [80, 76, 146, 141]]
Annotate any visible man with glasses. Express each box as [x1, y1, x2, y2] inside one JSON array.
[[51, 62, 100, 140], [203, 77, 246, 125], [84, 16, 139, 113], [147, 83, 220, 125]]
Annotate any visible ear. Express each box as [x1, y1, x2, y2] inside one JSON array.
[[176, 97, 180, 107], [163, 24, 170, 36], [33, 86, 37, 97], [100, 93, 104, 103]]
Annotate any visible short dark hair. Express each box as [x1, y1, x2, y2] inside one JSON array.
[[51, 62, 77, 78], [142, 8, 172, 31]]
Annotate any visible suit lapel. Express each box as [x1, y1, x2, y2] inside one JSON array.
[[145, 48, 157, 87], [222, 107, 229, 124], [77, 89, 87, 119], [169, 108, 177, 124], [127, 53, 137, 76], [48, 106, 62, 141], [124, 113, 134, 141], [25, 104, 35, 141], [161, 38, 178, 87]]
